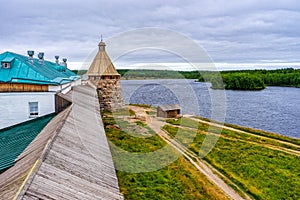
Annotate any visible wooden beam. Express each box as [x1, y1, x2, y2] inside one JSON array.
[[0, 83, 48, 92]]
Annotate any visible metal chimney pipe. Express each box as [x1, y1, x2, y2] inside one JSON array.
[[38, 52, 44, 65], [62, 58, 67, 71], [38, 52, 44, 60], [27, 50, 34, 64], [55, 55, 59, 65], [27, 50, 34, 57]]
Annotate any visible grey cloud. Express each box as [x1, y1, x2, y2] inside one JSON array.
[[0, 0, 300, 65]]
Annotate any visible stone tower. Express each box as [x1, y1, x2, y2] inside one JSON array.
[[87, 39, 124, 111]]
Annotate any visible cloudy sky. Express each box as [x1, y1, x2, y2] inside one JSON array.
[[1, 0, 300, 70]]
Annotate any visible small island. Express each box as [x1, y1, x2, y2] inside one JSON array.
[[207, 73, 266, 90], [198, 68, 300, 90]]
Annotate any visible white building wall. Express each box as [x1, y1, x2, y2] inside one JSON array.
[[0, 92, 55, 129]]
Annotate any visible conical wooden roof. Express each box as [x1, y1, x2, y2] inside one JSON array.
[[87, 41, 120, 76]]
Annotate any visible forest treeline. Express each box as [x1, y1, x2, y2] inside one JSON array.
[[73, 68, 300, 90], [72, 69, 200, 79], [117, 69, 201, 79], [198, 68, 300, 90]]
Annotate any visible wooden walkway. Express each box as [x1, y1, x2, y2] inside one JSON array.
[[0, 85, 123, 200]]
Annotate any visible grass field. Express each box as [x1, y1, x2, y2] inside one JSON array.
[[102, 112, 230, 200], [193, 116, 300, 146], [102, 107, 300, 200], [164, 117, 300, 200]]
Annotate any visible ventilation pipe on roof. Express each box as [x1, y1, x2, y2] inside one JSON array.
[[27, 50, 34, 57], [62, 58, 67, 67], [27, 50, 34, 64], [38, 52, 44, 65], [55, 55, 59, 65], [60, 58, 67, 72], [38, 52, 44, 59]]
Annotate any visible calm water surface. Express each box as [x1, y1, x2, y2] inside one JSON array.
[[121, 79, 300, 138]]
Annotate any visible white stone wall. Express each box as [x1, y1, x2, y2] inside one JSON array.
[[0, 92, 55, 129]]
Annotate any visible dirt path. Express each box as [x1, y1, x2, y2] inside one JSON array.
[[187, 116, 300, 156], [169, 122, 300, 156], [128, 105, 151, 124], [128, 106, 251, 200], [148, 117, 251, 200]]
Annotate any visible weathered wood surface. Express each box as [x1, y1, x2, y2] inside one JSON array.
[[0, 106, 71, 200], [55, 93, 72, 113], [0, 83, 48, 92], [0, 85, 123, 200], [21, 85, 123, 200]]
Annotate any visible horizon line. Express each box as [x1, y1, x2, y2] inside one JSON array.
[[68, 61, 300, 71]]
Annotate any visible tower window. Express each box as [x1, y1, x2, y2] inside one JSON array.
[[29, 102, 39, 117]]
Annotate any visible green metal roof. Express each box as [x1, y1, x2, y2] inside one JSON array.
[[0, 114, 55, 173], [0, 51, 80, 85], [1, 57, 14, 63]]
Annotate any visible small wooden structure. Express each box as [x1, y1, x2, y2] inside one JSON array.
[[157, 104, 181, 118]]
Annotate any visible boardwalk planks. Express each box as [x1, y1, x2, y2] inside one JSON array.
[[0, 85, 123, 200]]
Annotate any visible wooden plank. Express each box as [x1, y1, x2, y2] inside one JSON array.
[[0, 107, 71, 200], [0, 83, 48, 92], [30, 163, 122, 199], [0, 86, 123, 200], [55, 94, 72, 113]]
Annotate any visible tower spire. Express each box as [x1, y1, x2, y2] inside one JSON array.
[[98, 35, 106, 51]]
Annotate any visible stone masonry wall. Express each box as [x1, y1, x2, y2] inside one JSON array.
[[97, 78, 124, 111]]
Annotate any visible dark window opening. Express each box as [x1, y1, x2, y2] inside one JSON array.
[[29, 102, 39, 117]]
